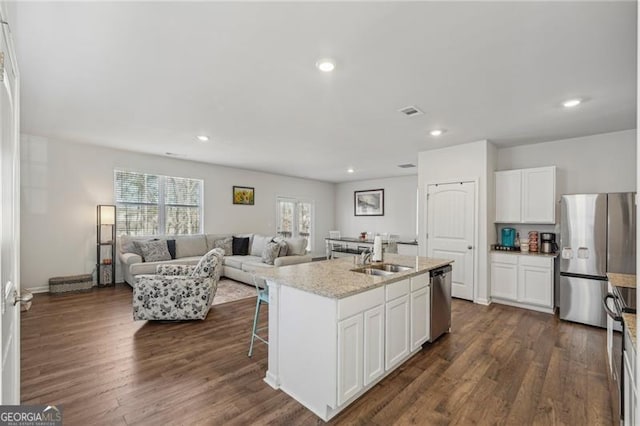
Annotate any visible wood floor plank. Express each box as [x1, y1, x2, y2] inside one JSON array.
[[21, 285, 614, 425]]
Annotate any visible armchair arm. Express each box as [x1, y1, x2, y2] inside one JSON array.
[[156, 264, 196, 276], [274, 255, 312, 267]]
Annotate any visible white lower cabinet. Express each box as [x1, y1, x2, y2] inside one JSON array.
[[410, 286, 430, 351], [490, 253, 554, 312], [385, 294, 410, 371], [337, 314, 364, 405], [623, 326, 637, 426], [363, 305, 385, 386]]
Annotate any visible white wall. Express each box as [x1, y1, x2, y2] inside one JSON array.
[[418, 140, 495, 304], [20, 135, 335, 291], [335, 175, 417, 241], [497, 129, 637, 195]]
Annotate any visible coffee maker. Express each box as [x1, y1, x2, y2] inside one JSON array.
[[540, 232, 557, 254]]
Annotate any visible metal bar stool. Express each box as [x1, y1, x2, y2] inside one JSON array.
[[248, 275, 269, 357]]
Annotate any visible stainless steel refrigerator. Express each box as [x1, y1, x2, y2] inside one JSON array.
[[559, 193, 636, 328]]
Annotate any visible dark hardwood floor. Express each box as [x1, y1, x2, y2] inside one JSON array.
[[21, 284, 613, 425]]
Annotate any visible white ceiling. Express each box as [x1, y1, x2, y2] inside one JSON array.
[[13, 1, 637, 183]]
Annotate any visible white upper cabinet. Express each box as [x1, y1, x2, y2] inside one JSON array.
[[495, 170, 522, 223], [495, 166, 556, 224]]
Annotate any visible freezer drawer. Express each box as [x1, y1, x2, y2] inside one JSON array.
[[559, 274, 607, 328]]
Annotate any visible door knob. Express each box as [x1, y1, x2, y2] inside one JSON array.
[[467, 245, 473, 250]]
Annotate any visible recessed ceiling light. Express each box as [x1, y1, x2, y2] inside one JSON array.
[[347, 168, 355, 174], [316, 58, 336, 72], [196, 135, 209, 142], [562, 99, 582, 108], [430, 129, 445, 137]]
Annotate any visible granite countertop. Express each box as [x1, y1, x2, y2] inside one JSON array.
[[490, 250, 558, 258], [325, 237, 418, 246], [622, 313, 637, 349], [257, 253, 453, 299], [607, 273, 636, 289]]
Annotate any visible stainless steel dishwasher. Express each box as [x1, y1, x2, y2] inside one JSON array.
[[429, 265, 452, 342]]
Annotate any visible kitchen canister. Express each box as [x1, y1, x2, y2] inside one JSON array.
[[528, 231, 539, 252], [520, 239, 529, 253]]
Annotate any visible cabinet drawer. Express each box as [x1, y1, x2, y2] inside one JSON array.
[[386, 279, 410, 301], [338, 287, 384, 320], [491, 253, 518, 265], [410, 273, 429, 292], [519, 255, 552, 269]]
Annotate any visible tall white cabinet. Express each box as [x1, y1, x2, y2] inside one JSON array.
[[495, 166, 556, 224]]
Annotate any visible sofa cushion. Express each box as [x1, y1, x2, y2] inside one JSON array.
[[222, 255, 245, 269], [135, 240, 171, 262], [261, 241, 280, 265], [232, 237, 250, 255], [213, 237, 233, 256], [175, 235, 208, 258], [130, 256, 202, 276], [242, 261, 274, 272], [284, 237, 308, 256], [251, 234, 274, 257]]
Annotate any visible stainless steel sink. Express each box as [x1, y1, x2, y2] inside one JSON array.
[[351, 263, 413, 276]]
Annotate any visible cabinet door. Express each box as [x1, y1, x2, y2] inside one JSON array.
[[337, 314, 363, 405], [521, 166, 556, 224], [518, 264, 553, 307], [410, 287, 430, 351], [491, 262, 518, 301], [495, 170, 522, 223], [363, 305, 385, 386], [385, 295, 410, 371]]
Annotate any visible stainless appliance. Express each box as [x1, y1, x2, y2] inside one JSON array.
[[603, 285, 636, 423], [429, 265, 452, 342], [540, 232, 557, 254], [559, 193, 636, 328]]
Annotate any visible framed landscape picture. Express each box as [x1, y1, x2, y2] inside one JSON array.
[[233, 186, 255, 205], [354, 189, 384, 216]]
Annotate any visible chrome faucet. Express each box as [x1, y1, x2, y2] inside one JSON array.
[[361, 248, 373, 265]]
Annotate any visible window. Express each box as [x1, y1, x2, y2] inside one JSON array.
[[114, 170, 203, 236], [276, 197, 314, 252]]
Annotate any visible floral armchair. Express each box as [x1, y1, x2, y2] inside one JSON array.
[[133, 248, 225, 321]]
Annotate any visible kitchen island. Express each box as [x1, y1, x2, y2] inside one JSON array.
[[257, 254, 453, 421]]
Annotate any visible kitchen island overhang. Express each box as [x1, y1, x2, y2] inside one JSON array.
[[257, 254, 454, 422]]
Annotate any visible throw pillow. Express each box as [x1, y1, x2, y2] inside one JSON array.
[[284, 237, 307, 256], [232, 236, 250, 255], [251, 234, 273, 257], [261, 242, 280, 265], [166, 239, 177, 259], [213, 237, 233, 256], [273, 238, 288, 257], [135, 240, 171, 262]]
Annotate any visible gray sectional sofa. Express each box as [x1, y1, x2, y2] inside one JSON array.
[[118, 233, 312, 287]]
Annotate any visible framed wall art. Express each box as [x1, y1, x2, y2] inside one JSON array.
[[354, 189, 384, 216], [233, 186, 255, 205]]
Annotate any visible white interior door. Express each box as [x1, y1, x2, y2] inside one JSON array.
[[427, 182, 475, 301], [0, 20, 20, 404]]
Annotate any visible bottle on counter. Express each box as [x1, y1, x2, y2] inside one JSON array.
[[514, 232, 520, 250]]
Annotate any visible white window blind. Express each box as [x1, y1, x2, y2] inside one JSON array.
[[114, 170, 203, 236]]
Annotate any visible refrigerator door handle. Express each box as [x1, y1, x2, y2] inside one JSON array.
[[603, 293, 623, 322]]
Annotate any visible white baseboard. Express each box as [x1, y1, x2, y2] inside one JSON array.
[[474, 298, 491, 306], [28, 286, 49, 294]]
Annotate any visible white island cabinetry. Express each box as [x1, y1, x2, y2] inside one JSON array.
[[262, 255, 451, 422]]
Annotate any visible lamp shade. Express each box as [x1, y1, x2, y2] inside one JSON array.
[[98, 205, 115, 225]]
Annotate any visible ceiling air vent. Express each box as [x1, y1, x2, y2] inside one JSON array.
[[398, 105, 423, 117], [398, 163, 416, 169]]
